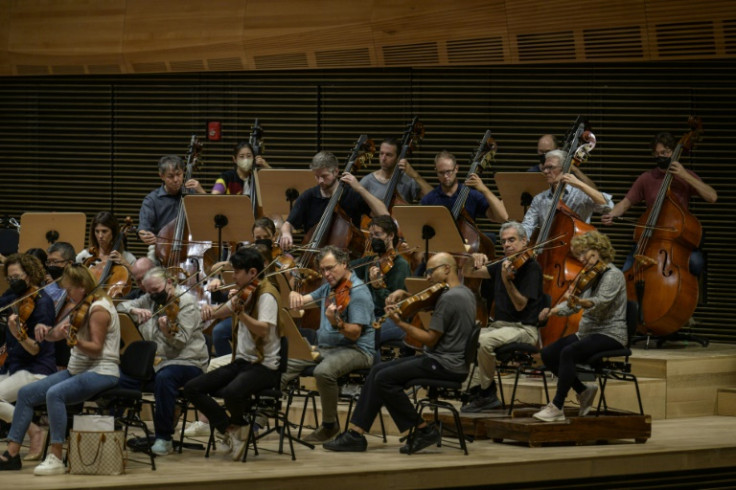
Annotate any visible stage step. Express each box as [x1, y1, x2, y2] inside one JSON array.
[[717, 388, 736, 416]]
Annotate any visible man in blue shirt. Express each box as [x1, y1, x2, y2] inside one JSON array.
[[282, 246, 375, 444]]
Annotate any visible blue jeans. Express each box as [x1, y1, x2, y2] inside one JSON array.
[[377, 318, 405, 345], [120, 364, 202, 441], [9, 369, 119, 445], [212, 317, 233, 357]]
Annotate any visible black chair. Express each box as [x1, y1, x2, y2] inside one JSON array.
[[575, 300, 644, 415], [92, 340, 158, 470], [403, 327, 481, 455], [206, 337, 315, 462]]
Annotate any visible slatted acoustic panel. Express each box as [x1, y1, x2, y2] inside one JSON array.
[[0, 60, 734, 340]]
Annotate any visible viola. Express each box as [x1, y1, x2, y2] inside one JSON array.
[[233, 279, 259, 315], [374, 282, 448, 328], [67, 293, 94, 347], [566, 260, 607, 308], [163, 296, 181, 334], [12, 286, 39, 342], [329, 277, 352, 314]]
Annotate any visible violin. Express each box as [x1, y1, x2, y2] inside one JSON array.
[[329, 278, 352, 318], [163, 296, 181, 334], [12, 286, 39, 342], [232, 279, 259, 315], [374, 282, 448, 328], [565, 260, 607, 308], [67, 293, 95, 347], [369, 249, 397, 289]]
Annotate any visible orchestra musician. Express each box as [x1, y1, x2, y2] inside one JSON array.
[[350, 215, 412, 349], [324, 253, 475, 454], [185, 140, 271, 196], [0, 264, 120, 475], [123, 257, 156, 300], [137, 155, 187, 259], [282, 246, 375, 444], [528, 134, 598, 189], [521, 149, 613, 239], [116, 267, 208, 456], [533, 231, 626, 422], [277, 151, 389, 252], [420, 150, 507, 223], [75, 211, 136, 268], [0, 254, 56, 462], [359, 138, 432, 202], [460, 221, 545, 413], [43, 242, 76, 311], [183, 247, 282, 461], [601, 131, 717, 274]]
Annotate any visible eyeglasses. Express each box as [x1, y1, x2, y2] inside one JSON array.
[[318, 263, 340, 274], [424, 264, 447, 277], [436, 168, 456, 177]]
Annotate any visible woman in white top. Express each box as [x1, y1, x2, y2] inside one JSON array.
[[0, 264, 120, 476]]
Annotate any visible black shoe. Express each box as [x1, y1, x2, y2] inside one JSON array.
[[461, 393, 502, 413], [323, 430, 368, 452], [400, 425, 441, 454], [0, 451, 22, 471]]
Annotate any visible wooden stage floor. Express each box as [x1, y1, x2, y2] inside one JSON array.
[[2, 415, 735, 489]]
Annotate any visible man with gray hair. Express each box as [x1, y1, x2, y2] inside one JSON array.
[[521, 149, 612, 239], [461, 220, 545, 412], [279, 150, 389, 251]]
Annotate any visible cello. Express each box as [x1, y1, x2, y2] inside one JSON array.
[[451, 131, 497, 325], [534, 119, 598, 346], [626, 117, 703, 337], [155, 135, 204, 270], [85, 217, 134, 298]]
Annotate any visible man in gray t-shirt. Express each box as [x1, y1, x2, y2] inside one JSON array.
[[324, 253, 476, 454], [359, 138, 431, 204]]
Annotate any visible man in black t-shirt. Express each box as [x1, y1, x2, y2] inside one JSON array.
[[461, 221, 544, 412], [278, 151, 389, 252]]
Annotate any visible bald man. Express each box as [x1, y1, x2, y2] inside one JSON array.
[[124, 257, 155, 300], [528, 134, 597, 190], [325, 253, 476, 454]]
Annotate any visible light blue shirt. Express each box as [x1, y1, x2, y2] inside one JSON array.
[[522, 186, 613, 239]]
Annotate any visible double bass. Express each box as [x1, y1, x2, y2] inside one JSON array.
[[452, 130, 497, 325], [155, 135, 204, 270], [534, 118, 597, 346], [248, 118, 264, 218], [626, 118, 703, 337]]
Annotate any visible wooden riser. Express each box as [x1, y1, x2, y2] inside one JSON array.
[[717, 388, 736, 416]]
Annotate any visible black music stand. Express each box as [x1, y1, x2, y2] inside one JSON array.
[[19, 212, 87, 253], [391, 206, 467, 260], [256, 169, 315, 220], [494, 172, 548, 222]]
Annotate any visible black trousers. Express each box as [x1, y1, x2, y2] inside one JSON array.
[[350, 355, 466, 434], [182, 359, 279, 433], [541, 333, 623, 408]]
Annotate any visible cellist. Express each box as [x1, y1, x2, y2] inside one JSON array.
[[278, 151, 389, 252], [521, 149, 613, 239], [601, 131, 717, 274]]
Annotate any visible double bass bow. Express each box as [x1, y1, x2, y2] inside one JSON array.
[[626, 117, 704, 337]]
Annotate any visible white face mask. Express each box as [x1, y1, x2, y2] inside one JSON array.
[[236, 157, 253, 173]]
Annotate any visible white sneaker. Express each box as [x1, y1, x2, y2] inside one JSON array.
[[183, 420, 211, 437], [532, 402, 566, 422], [577, 383, 599, 417], [216, 431, 232, 454], [151, 438, 173, 456], [33, 453, 66, 476]]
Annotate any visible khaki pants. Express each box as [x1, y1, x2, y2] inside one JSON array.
[[468, 321, 538, 391]]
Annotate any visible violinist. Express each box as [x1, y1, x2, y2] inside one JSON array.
[[116, 267, 208, 456], [601, 131, 717, 274], [533, 231, 626, 422], [183, 247, 282, 460], [278, 151, 389, 251], [528, 134, 598, 189], [282, 246, 375, 444], [0, 254, 56, 462], [76, 211, 136, 268], [325, 253, 475, 454], [44, 242, 76, 311], [359, 138, 432, 202], [351, 215, 411, 349], [137, 155, 186, 257], [420, 150, 508, 223], [460, 221, 545, 413], [1, 264, 121, 475], [521, 149, 613, 239]]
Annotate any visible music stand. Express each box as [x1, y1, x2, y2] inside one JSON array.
[[494, 172, 548, 222], [183, 195, 255, 246], [280, 308, 317, 361], [19, 212, 87, 253], [256, 169, 315, 220], [391, 206, 467, 258]]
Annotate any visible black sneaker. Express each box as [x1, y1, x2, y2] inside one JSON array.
[[400, 425, 440, 454], [324, 430, 368, 452], [0, 451, 22, 471], [461, 394, 502, 413]]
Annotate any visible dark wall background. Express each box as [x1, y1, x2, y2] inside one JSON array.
[[1, 60, 733, 340]]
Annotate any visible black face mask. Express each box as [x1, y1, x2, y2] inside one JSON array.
[[9, 279, 28, 296], [655, 156, 671, 169], [371, 238, 387, 255], [150, 290, 168, 306], [254, 238, 273, 252], [47, 265, 65, 280], [538, 154, 546, 165]]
